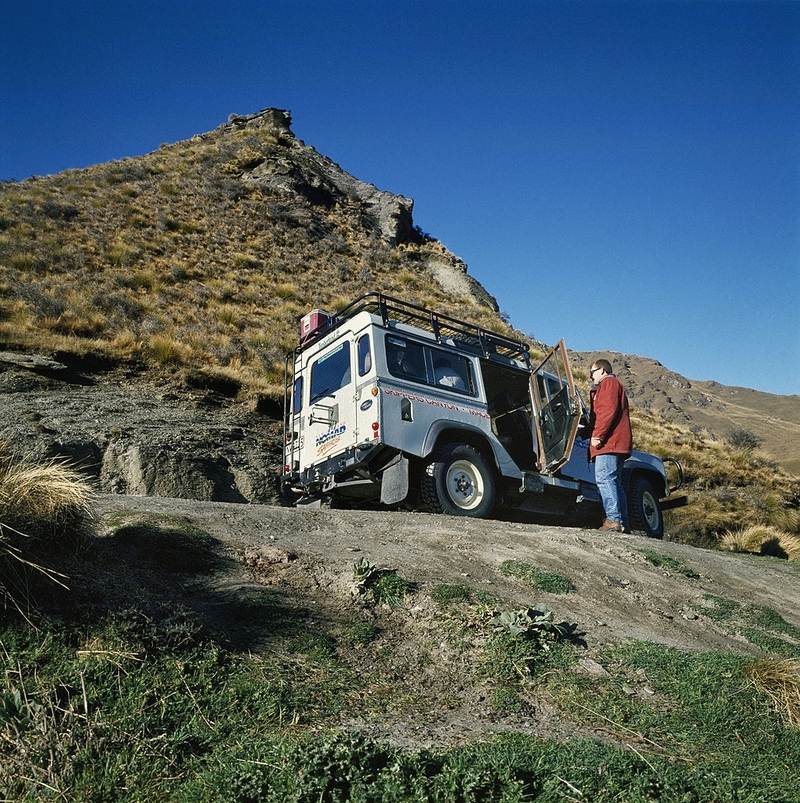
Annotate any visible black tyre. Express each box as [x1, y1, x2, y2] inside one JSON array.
[[628, 476, 664, 538], [421, 443, 496, 518]]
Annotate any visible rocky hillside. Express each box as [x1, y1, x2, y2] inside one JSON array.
[[0, 107, 500, 392], [1, 106, 798, 547]]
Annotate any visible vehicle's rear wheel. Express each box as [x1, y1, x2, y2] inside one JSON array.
[[421, 443, 496, 518], [628, 476, 664, 538]]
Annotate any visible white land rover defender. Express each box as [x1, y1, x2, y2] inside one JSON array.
[[282, 293, 685, 537]]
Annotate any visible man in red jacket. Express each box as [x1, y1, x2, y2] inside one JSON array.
[[588, 359, 633, 533]]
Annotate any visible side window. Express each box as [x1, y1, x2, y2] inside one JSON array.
[[386, 336, 426, 382], [292, 375, 303, 414], [535, 374, 563, 404], [357, 334, 372, 377], [386, 336, 474, 395], [431, 349, 471, 394], [310, 342, 351, 402]]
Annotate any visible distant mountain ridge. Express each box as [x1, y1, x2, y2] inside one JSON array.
[[575, 351, 800, 474]]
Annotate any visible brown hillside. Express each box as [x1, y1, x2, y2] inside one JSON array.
[[1, 106, 798, 552], [0, 108, 503, 393]]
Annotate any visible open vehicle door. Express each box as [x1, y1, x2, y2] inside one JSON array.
[[530, 340, 582, 474]]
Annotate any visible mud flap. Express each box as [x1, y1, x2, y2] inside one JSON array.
[[380, 454, 409, 505]]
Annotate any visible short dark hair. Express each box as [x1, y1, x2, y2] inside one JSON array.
[[595, 358, 613, 374]]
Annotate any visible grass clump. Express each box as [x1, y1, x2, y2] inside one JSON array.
[[699, 593, 800, 657], [720, 523, 800, 560], [351, 557, 417, 608], [746, 658, 800, 729], [0, 446, 92, 540], [499, 559, 575, 594], [0, 445, 93, 617], [430, 583, 497, 609], [343, 620, 380, 647], [637, 547, 699, 577]]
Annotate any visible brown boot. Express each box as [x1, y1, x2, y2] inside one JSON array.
[[599, 519, 622, 532]]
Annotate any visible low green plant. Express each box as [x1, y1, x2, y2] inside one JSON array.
[[545, 641, 800, 800], [480, 604, 566, 690], [699, 593, 800, 656], [637, 547, 699, 577], [289, 631, 339, 665], [430, 582, 473, 605], [430, 582, 497, 607], [491, 605, 563, 638], [343, 620, 380, 647], [371, 572, 417, 608], [351, 557, 417, 608], [499, 559, 575, 594]]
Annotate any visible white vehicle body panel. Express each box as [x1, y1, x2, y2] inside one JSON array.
[[282, 294, 681, 531]]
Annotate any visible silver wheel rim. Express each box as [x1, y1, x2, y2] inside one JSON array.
[[445, 459, 485, 511], [642, 489, 660, 531]]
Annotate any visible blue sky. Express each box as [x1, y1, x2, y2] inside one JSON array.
[[2, 1, 798, 395]]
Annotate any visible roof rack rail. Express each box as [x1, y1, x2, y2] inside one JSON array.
[[298, 292, 531, 366]]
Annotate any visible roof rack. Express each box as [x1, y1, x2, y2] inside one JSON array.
[[299, 292, 531, 366]]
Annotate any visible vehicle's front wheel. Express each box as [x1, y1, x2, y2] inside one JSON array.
[[628, 476, 664, 538], [421, 443, 496, 518]]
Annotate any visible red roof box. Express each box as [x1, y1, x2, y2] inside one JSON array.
[[300, 309, 331, 344]]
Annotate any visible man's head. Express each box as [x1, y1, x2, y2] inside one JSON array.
[[589, 358, 613, 381]]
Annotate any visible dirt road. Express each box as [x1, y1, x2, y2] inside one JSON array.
[[96, 494, 800, 656]]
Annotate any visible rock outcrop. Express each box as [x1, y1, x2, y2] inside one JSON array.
[[226, 108, 417, 245], [0, 363, 284, 505]]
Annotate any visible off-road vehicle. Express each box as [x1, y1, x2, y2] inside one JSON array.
[[282, 293, 685, 537]]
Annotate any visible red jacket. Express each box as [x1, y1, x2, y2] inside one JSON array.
[[589, 374, 632, 458]]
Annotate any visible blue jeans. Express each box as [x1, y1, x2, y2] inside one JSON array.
[[594, 453, 628, 527]]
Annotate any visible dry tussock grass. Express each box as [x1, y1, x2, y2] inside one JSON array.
[[629, 408, 800, 548], [720, 524, 800, 560], [0, 448, 93, 540], [0, 446, 93, 616], [746, 658, 800, 729], [0, 117, 518, 394]]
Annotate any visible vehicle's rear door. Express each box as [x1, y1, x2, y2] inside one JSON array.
[[302, 336, 360, 468], [529, 340, 581, 473]]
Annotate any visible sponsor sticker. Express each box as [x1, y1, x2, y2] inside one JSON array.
[[316, 424, 347, 456]]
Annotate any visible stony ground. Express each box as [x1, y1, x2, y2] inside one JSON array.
[[93, 493, 800, 749]]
